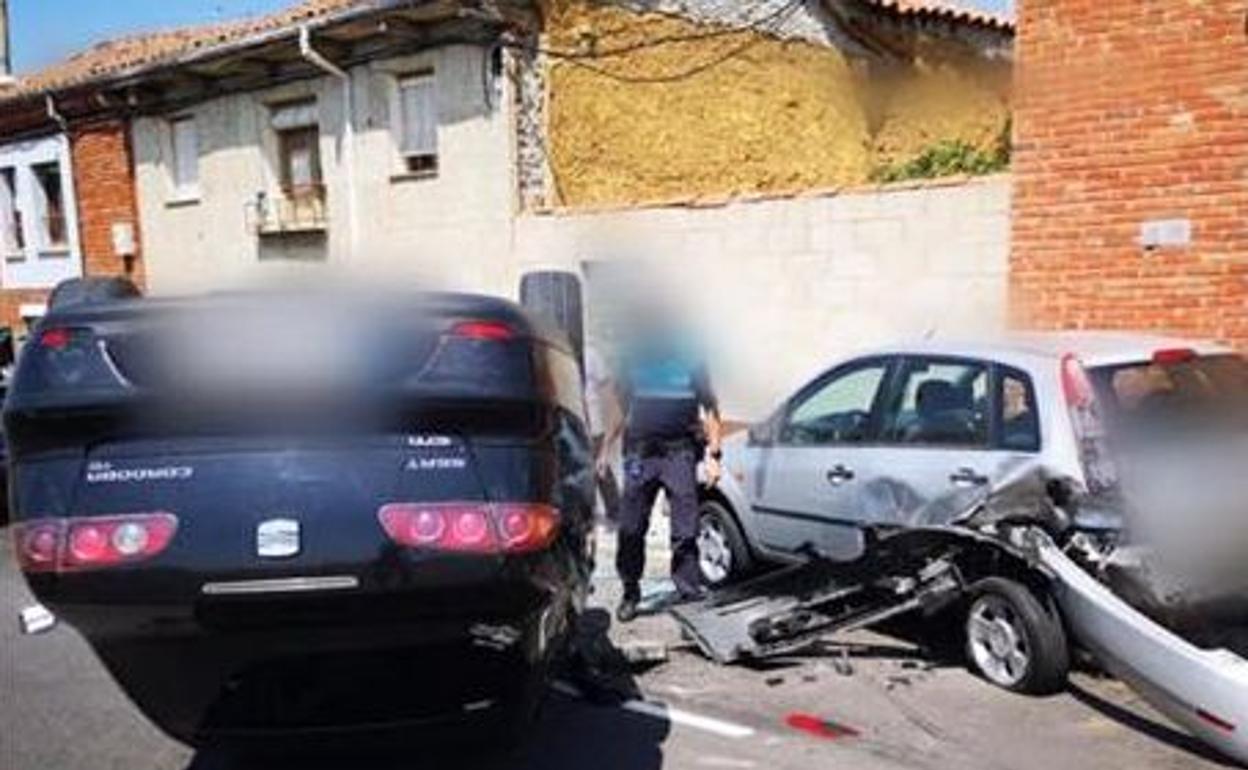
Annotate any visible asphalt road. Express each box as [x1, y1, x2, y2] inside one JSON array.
[[1, 525, 1240, 770]]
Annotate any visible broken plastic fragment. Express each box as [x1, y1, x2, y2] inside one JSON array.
[[19, 604, 56, 635], [784, 712, 860, 740]]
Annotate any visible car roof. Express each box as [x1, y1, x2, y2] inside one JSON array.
[[860, 331, 1234, 368]]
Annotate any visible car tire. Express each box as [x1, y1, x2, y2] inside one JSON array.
[[519, 271, 584, 364], [964, 577, 1069, 695], [491, 663, 548, 752], [697, 499, 753, 588], [48, 276, 141, 310]]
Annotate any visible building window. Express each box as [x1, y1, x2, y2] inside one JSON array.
[[397, 72, 437, 175], [270, 100, 323, 198], [0, 167, 23, 257], [31, 162, 68, 251], [170, 117, 200, 200]]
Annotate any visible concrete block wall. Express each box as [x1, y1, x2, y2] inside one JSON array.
[[514, 175, 1012, 417]]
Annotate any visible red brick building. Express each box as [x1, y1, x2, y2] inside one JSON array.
[[1010, 0, 1248, 349], [0, 112, 144, 336]]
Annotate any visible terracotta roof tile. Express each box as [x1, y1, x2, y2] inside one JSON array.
[[6, 0, 365, 102], [860, 0, 1014, 30]]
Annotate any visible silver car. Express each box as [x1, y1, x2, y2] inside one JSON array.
[[695, 332, 1247, 759], [698, 331, 1240, 583]]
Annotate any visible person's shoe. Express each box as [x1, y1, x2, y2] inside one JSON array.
[[616, 596, 640, 624]]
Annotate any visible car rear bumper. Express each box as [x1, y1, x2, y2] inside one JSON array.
[[1036, 535, 1248, 765]]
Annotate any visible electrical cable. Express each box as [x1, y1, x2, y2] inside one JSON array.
[[510, 0, 809, 83]]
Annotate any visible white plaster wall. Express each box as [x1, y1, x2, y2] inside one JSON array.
[[134, 44, 516, 296], [0, 133, 83, 290], [512, 176, 1012, 417]]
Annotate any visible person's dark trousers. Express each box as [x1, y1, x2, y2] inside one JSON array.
[[592, 435, 621, 523], [616, 443, 702, 602]]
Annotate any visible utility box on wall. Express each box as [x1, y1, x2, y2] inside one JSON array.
[[111, 222, 136, 257]]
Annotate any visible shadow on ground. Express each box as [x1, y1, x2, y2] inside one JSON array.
[[183, 609, 670, 770], [1067, 683, 1243, 768]]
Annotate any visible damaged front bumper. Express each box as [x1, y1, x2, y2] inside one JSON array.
[[1035, 533, 1248, 765]]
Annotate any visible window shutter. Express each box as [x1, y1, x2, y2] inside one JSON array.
[[399, 75, 437, 156], [0, 170, 18, 252], [172, 119, 199, 192]]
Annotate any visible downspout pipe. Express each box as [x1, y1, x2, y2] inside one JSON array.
[[298, 25, 358, 261], [45, 93, 68, 132]]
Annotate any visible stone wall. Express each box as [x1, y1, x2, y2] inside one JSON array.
[[526, 0, 1012, 210]]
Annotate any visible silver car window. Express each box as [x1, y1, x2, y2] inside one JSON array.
[[882, 359, 989, 447], [781, 363, 888, 446]]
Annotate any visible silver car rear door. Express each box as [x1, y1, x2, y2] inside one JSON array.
[[857, 356, 1044, 527]]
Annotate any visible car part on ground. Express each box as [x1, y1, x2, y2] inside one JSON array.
[[678, 466, 1248, 764], [672, 523, 1070, 696], [1036, 532, 1248, 765]]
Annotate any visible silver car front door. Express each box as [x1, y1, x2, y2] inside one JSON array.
[[749, 358, 895, 560]]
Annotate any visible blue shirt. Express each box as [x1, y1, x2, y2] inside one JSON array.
[[618, 342, 717, 442]]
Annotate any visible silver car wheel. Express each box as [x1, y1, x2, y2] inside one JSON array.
[[698, 515, 733, 585], [967, 595, 1031, 688]]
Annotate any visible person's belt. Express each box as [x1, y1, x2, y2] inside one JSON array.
[[628, 436, 700, 457]]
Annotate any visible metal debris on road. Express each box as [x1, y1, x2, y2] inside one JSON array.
[[620, 639, 670, 665]]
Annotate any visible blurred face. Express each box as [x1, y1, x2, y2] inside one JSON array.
[[1003, 378, 1029, 420]]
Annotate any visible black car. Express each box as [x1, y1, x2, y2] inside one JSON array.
[[4, 285, 594, 746]]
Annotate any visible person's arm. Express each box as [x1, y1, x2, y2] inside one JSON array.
[[695, 363, 723, 486]]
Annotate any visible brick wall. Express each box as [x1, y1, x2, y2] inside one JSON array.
[[1010, 0, 1248, 349], [0, 119, 144, 335], [70, 119, 145, 287]]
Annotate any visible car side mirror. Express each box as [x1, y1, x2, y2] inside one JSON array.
[[749, 408, 784, 445]]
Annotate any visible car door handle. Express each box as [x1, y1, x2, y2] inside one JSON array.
[[949, 468, 989, 487], [826, 465, 855, 485]]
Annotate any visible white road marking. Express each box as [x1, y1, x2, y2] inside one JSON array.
[[696, 757, 758, 768], [552, 680, 755, 739]]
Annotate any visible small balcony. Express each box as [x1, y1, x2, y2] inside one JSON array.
[[251, 185, 327, 236]]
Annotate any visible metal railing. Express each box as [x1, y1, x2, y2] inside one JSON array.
[[251, 185, 328, 235]]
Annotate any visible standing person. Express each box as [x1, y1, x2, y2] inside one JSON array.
[[597, 327, 722, 623], [584, 342, 621, 523]]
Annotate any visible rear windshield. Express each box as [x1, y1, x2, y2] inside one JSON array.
[[1090, 354, 1248, 435]]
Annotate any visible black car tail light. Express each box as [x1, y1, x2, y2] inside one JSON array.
[[13, 514, 178, 573], [416, 318, 533, 395], [24, 325, 121, 391], [449, 320, 516, 341], [378, 502, 559, 554], [15, 518, 64, 573]]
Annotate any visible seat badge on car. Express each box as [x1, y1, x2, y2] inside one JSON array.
[[256, 518, 301, 558]]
